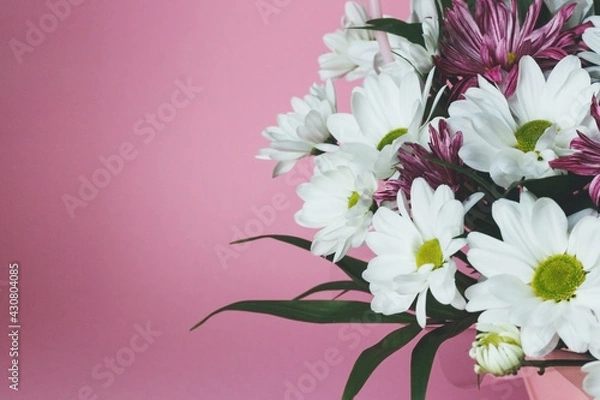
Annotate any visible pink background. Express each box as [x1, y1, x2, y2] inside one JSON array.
[[0, 1, 530, 399]]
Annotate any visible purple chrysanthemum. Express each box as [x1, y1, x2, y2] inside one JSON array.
[[550, 99, 600, 205], [375, 120, 465, 204], [550, 136, 600, 206], [435, 0, 588, 100]]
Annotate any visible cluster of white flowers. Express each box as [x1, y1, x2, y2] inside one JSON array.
[[256, 1, 600, 397]]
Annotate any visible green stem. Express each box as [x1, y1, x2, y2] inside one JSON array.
[[522, 358, 594, 375]]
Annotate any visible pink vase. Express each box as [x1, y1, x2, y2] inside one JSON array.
[[521, 351, 592, 400]]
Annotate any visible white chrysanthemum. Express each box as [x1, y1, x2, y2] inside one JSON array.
[[580, 16, 600, 79], [449, 55, 599, 187], [295, 166, 377, 262], [469, 323, 524, 377], [327, 67, 433, 179], [318, 1, 380, 81], [362, 178, 468, 328], [313, 142, 379, 176], [391, 0, 439, 74], [257, 81, 337, 177], [465, 192, 600, 358], [583, 360, 600, 399], [545, 0, 593, 27], [318, 1, 437, 80]]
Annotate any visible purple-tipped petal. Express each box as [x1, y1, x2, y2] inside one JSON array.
[[435, 0, 585, 99], [376, 120, 469, 202], [590, 175, 600, 206]]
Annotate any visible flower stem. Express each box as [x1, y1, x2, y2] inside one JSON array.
[[370, 0, 394, 64], [522, 359, 593, 375]]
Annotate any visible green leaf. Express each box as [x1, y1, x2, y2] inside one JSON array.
[[437, 0, 454, 17], [596, 0, 600, 16], [435, 0, 453, 42], [466, 0, 477, 14], [510, 174, 595, 215], [521, 175, 570, 197], [415, 291, 471, 321], [230, 234, 369, 289], [423, 157, 504, 199], [516, 0, 535, 25], [190, 300, 416, 331], [294, 281, 370, 300], [454, 271, 478, 296], [410, 316, 477, 400], [342, 324, 422, 400], [535, 2, 553, 28], [358, 18, 425, 47]]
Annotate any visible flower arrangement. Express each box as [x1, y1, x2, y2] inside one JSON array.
[[194, 0, 600, 398]]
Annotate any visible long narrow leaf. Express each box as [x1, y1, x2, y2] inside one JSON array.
[[358, 18, 425, 47], [294, 281, 369, 300], [342, 324, 422, 400], [516, 0, 535, 25], [410, 316, 477, 400], [231, 234, 369, 288], [190, 300, 416, 331]]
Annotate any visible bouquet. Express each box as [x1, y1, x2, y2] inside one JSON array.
[[194, 0, 600, 398]]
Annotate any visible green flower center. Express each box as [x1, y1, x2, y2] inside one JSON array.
[[531, 254, 586, 302], [514, 120, 552, 153], [477, 332, 520, 348], [347, 191, 360, 209], [377, 128, 408, 151], [416, 239, 444, 270]]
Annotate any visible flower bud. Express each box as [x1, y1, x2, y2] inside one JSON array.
[[469, 323, 524, 377]]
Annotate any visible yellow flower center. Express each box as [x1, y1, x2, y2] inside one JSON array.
[[377, 128, 408, 151], [514, 120, 552, 153], [531, 254, 586, 302], [347, 191, 360, 209], [507, 52, 517, 67], [416, 239, 444, 270]]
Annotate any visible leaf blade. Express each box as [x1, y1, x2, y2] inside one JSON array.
[[342, 324, 422, 400], [358, 18, 425, 47], [190, 300, 416, 331], [410, 316, 477, 400], [294, 281, 370, 300], [230, 234, 369, 288]]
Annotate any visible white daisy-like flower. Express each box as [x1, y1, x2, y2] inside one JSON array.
[[318, 1, 380, 81], [295, 165, 377, 262], [449, 55, 599, 187], [317, 1, 436, 80], [362, 178, 469, 328], [327, 67, 433, 179], [465, 192, 600, 358], [469, 323, 524, 377], [313, 142, 378, 176], [583, 361, 600, 400], [580, 16, 600, 79], [391, 0, 439, 74], [545, 0, 593, 27], [257, 81, 337, 177]]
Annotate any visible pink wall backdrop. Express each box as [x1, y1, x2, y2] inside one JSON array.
[[0, 1, 530, 399]]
